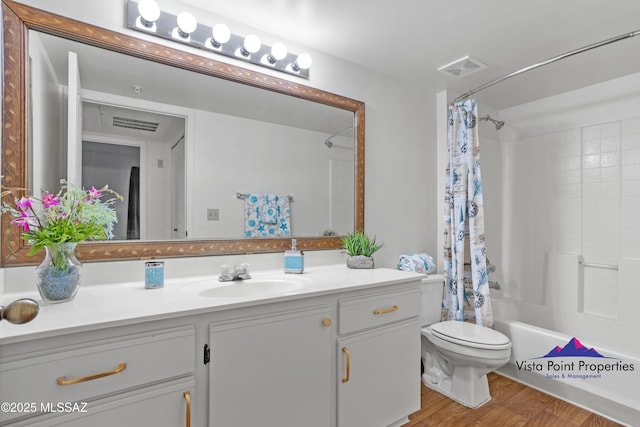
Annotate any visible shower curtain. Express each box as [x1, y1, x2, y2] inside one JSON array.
[[442, 99, 493, 327], [126, 166, 140, 240]]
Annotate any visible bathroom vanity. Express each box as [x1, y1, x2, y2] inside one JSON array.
[[0, 266, 422, 427]]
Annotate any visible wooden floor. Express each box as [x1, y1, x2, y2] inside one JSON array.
[[405, 372, 623, 427]]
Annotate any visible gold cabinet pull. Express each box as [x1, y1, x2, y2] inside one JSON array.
[[341, 347, 350, 383], [373, 305, 398, 315], [57, 362, 126, 385], [322, 318, 332, 327], [184, 391, 191, 427]]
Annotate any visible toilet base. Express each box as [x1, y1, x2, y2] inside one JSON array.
[[421, 366, 491, 409]]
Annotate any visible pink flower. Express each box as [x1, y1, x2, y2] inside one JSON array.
[[42, 192, 60, 208], [11, 212, 30, 232], [88, 186, 101, 199], [16, 197, 32, 211]]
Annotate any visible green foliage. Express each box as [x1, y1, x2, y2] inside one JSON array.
[[340, 231, 382, 257]]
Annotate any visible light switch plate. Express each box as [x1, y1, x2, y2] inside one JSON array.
[[207, 208, 220, 221]]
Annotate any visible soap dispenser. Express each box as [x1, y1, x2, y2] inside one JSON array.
[[283, 239, 304, 274]]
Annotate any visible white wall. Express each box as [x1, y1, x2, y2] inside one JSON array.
[[2, 0, 437, 290], [493, 71, 640, 357]]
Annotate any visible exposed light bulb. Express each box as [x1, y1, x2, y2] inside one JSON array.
[[138, 0, 160, 27], [293, 53, 312, 71], [211, 23, 231, 46], [176, 11, 197, 37], [242, 34, 261, 55], [127, 3, 311, 79], [268, 42, 288, 63]]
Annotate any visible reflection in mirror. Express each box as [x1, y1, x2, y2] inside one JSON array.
[[28, 31, 355, 241], [1, 0, 364, 265]]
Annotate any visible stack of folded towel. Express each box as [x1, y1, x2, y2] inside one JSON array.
[[397, 253, 436, 274]]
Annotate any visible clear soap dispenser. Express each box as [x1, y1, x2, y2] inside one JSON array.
[[283, 239, 304, 274]]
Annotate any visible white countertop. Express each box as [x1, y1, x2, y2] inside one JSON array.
[[0, 265, 425, 345]]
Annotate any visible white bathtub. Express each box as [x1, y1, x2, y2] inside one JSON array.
[[492, 298, 639, 426]]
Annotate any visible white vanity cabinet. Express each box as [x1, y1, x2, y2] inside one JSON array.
[[208, 304, 333, 427], [0, 325, 195, 427], [0, 267, 424, 427], [204, 280, 422, 427], [336, 288, 422, 427]]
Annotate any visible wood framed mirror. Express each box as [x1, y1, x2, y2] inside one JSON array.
[[1, 0, 365, 266]]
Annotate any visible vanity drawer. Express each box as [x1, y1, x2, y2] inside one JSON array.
[[338, 288, 421, 335], [0, 325, 194, 424]]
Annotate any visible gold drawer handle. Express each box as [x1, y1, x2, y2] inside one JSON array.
[[341, 347, 350, 383], [57, 362, 127, 385], [184, 391, 191, 427], [373, 305, 398, 315]]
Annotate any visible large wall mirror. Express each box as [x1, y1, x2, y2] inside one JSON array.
[[1, 0, 365, 266]]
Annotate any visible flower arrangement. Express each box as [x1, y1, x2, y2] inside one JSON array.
[[2, 180, 121, 272]]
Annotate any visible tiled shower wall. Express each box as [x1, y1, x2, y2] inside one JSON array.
[[502, 115, 640, 323]]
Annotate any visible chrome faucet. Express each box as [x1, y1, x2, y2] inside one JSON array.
[[219, 263, 251, 282]]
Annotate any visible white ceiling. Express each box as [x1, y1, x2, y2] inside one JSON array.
[[180, 0, 640, 109]]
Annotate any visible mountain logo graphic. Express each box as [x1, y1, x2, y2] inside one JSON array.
[[537, 337, 606, 358]]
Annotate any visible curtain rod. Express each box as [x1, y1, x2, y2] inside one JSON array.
[[452, 29, 640, 105]]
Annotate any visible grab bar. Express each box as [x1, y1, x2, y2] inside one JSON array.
[[579, 260, 618, 270]]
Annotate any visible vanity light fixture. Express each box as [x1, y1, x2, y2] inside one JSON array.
[[127, 0, 311, 79]]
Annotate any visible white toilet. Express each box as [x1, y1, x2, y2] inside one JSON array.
[[420, 277, 511, 408]]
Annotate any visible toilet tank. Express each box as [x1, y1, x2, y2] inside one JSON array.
[[421, 275, 445, 326]]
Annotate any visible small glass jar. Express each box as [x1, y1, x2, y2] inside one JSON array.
[[145, 261, 165, 289]]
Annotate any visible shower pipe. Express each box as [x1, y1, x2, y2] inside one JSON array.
[[452, 29, 640, 105]]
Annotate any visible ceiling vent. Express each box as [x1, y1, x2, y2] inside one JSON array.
[[437, 55, 487, 78], [112, 116, 159, 132]]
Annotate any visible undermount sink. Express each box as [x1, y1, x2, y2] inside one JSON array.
[[181, 275, 310, 298]]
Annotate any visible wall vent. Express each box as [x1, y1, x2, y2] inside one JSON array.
[[112, 116, 159, 132], [437, 55, 487, 78]]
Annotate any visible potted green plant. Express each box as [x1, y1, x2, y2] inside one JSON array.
[[341, 231, 382, 269], [2, 180, 121, 303]]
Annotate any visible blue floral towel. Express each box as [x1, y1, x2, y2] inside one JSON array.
[[244, 193, 290, 238], [397, 253, 436, 274]]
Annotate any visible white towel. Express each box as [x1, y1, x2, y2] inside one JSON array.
[[397, 253, 436, 274]]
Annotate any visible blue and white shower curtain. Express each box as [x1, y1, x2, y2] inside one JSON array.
[[443, 99, 493, 327]]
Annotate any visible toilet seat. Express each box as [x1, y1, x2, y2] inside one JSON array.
[[429, 321, 511, 350]]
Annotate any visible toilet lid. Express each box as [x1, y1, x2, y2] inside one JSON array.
[[430, 320, 511, 349]]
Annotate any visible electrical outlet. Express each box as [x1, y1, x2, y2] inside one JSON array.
[[207, 208, 220, 221]]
